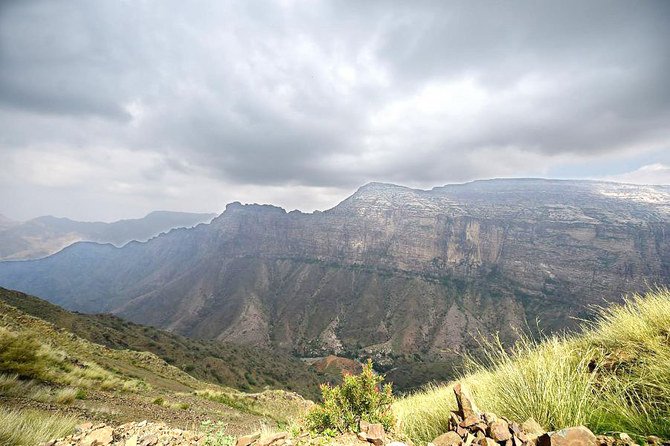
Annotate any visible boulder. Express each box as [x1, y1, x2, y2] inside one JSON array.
[[257, 432, 288, 446], [488, 419, 512, 442], [522, 419, 545, 436], [433, 431, 463, 446], [537, 426, 597, 446], [477, 438, 497, 446], [453, 383, 479, 419], [82, 426, 114, 446], [236, 433, 261, 446]]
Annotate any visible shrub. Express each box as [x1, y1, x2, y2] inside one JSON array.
[[153, 397, 165, 405], [200, 420, 235, 446], [306, 359, 394, 434], [0, 328, 47, 380]]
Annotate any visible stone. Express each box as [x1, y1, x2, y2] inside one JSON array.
[[537, 426, 597, 446], [481, 413, 497, 425], [76, 423, 94, 433], [125, 436, 138, 446], [460, 415, 482, 428], [139, 435, 158, 446], [488, 419, 511, 442], [387, 443, 409, 446], [463, 433, 476, 446], [646, 436, 661, 445], [433, 431, 463, 446], [360, 422, 385, 446], [477, 438, 497, 446], [257, 432, 288, 446], [82, 426, 114, 446], [522, 419, 545, 435], [453, 383, 479, 419], [236, 433, 261, 446]]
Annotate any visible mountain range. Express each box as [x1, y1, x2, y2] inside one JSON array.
[[0, 179, 668, 380], [0, 210, 215, 260]]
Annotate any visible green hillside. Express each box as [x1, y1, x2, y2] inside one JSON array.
[[394, 288, 670, 444], [0, 294, 315, 445], [0, 287, 324, 399]]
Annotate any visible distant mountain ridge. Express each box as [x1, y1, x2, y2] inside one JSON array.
[[0, 210, 216, 260], [0, 179, 668, 386]]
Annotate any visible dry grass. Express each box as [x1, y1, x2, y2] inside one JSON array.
[[0, 407, 78, 446], [394, 289, 670, 444]]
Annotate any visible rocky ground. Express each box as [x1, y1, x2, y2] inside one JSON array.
[[42, 381, 670, 446]]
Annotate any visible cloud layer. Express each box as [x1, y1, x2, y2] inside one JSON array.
[[1, 0, 669, 220]]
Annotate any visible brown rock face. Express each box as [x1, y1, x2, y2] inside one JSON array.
[[1, 180, 669, 367]]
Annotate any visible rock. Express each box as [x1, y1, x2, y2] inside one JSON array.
[[76, 423, 94, 434], [387, 443, 409, 446], [522, 419, 545, 435], [647, 436, 661, 445], [488, 419, 512, 442], [139, 435, 158, 446], [82, 426, 114, 446], [125, 436, 138, 446], [477, 438, 497, 446], [257, 432, 288, 446], [481, 413, 497, 425], [453, 383, 479, 419], [359, 422, 385, 446], [460, 415, 482, 428], [433, 431, 464, 446], [537, 426, 597, 446], [237, 433, 261, 446]]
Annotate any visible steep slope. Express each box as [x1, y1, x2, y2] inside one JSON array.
[[0, 296, 315, 443], [0, 210, 215, 260], [0, 179, 668, 372], [0, 287, 323, 399]]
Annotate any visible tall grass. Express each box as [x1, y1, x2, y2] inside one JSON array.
[[394, 289, 670, 444], [0, 407, 78, 446]]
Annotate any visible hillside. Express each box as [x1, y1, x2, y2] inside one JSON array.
[[0, 179, 668, 388], [0, 210, 215, 260], [0, 287, 324, 399], [0, 295, 315, 445], [394, 288, 670, 444]]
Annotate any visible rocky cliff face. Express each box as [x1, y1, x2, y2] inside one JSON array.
[[0, 179, 668, 364]]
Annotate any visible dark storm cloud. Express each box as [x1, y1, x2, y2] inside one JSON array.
[[0, 0, 669, 220]]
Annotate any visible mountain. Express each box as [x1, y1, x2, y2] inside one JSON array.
[[0, 286, 324, 399], [0, 179, 668, 381], [0, 210, 216, 260], [0, 288, 315, 445]]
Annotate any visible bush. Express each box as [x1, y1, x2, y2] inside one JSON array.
[[0, 328, 47, 380], [306, 359, 394, 434]]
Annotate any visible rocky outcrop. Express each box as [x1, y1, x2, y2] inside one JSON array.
[[428, 383, 662, 446], [1, 180, 669, 363], [44, 421, 206, 446]]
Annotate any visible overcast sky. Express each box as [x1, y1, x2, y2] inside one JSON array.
[[1, 0, 669, 221]]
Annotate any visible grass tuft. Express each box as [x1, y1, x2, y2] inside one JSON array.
[[394, 288, 670, 444], [0, 407, 78, 446]]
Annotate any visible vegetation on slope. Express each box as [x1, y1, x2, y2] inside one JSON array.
[[0, 287, 323, 399], [394, 288, 670, 444], [0, 296, 315, 445]]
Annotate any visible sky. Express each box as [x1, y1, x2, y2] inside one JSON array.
[[1, 0, 669, 222]]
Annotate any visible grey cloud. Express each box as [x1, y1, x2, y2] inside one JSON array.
[[0, 0, 669, 217]]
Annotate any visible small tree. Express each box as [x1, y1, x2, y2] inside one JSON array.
[[306, 359, 394, 434]]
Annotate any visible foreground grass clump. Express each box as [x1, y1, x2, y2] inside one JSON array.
[[394, 289, 670, 444], [307, 360, 394, 434], [0, 407, 78, 446]]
